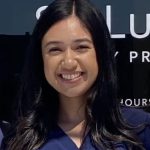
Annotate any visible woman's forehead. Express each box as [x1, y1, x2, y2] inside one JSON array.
[[42, 16, 92, 44]]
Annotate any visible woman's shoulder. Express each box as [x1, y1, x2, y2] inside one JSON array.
[[121, 106, 150, 149], [0, 128, 3, 147], [121, 106, 150, 125]]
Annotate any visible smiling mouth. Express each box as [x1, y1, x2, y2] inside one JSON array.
[[58, 72, 84, 81]]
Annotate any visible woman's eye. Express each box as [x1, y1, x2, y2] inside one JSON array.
[[49, 48, 61, 51], [48, 48, 62, 54], [76, 45, 89, 51]]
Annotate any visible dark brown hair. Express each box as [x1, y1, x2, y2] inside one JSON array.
[[2, 0, 144, 149]]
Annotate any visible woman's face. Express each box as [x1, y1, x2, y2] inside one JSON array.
[[42, 16, 98, 98]]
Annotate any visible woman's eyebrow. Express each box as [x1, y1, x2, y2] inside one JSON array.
[[73, 38, 92, 43], [43, 38, 92, 49], [43, 41, 63, 48]]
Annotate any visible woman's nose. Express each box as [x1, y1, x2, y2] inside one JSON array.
[[61, 49, 78, 70]]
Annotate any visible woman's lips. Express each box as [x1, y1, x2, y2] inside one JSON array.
[[57, 72, 84, 84]]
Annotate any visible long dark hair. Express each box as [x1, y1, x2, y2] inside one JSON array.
[[3, 0, 144, 149]]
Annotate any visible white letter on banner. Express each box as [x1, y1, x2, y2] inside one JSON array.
[[114, 51, 119, 57], [106, 5, 125, 38], [130, 14, 150, 39], [125, 99, 132, 106], [36, 6, 48, 20], [130, 51, 138, 63], [142, 51, 150, 62], [142, 99, 148, 106]]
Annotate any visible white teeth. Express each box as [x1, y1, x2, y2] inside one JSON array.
[[61, 72, 81, 80]]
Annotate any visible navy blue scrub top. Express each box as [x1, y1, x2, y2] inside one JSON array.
[[39, 107, 150, 150], [39, 125, 127, 150], [0, 107, 149, 149]]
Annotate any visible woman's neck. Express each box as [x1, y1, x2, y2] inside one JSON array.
[[58, 94, 87, 131], [57, 94, 88, 148]]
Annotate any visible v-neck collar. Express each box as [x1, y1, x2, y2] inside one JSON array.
[[47, 125, 91, 150], [46, 126, 128, 150]]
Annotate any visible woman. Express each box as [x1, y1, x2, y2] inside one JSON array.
[[2, 0, 150, 149]]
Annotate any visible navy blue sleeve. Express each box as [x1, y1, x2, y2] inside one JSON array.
[[121, 106, 150, 149], [0, 128, 3, 146], [138, 113, 150, 149]]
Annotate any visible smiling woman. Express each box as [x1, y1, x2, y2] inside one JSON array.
[[41, 16, 98, 99], [1, 0, 150, 150]]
